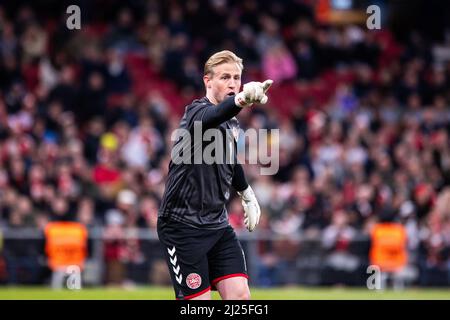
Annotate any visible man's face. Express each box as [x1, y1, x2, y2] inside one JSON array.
[[204, 62, 242, 105]]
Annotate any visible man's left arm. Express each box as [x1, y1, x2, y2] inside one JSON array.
[[232, 163, 261, 232]]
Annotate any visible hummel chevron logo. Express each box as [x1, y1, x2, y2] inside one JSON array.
[[167, 245, 182, 284], [167, 246, 176, 256], [172, 265, 180, 275]]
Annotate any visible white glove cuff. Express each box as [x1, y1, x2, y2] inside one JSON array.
[[234, 92, 252, 108], [237, 185, 255, 201]]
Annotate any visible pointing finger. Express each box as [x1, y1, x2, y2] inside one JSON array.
[[262, 79, 273, 93]]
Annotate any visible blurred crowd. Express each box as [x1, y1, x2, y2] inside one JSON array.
[[0, 0, 449, 287]]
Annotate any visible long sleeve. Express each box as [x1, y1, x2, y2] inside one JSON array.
[[232, 162, 249, 192], [187, 96, 242, 129]]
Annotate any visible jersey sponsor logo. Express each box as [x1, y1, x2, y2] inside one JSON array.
[[186, 273, 202, 289]]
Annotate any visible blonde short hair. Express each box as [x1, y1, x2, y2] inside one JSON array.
[[204, 50, 243, 76]]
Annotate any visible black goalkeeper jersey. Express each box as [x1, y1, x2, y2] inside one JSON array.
[[158, 96, 248, 229]]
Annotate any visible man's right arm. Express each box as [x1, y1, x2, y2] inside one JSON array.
[[198, 96, 242, 129], [188, 79, 273, 129]]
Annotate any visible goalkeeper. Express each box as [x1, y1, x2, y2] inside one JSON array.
[[157, 50, 273, 300]]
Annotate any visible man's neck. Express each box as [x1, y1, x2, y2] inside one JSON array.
[[205, 93, 218, 105]]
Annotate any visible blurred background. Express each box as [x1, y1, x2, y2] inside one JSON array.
[[0, 0, 450, 292]]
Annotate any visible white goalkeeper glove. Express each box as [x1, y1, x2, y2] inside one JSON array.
[[234, 79, 273, 107], [237, 185, 261, 232]]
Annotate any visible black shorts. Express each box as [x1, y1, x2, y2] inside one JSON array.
[[157, 217, 248, 300]]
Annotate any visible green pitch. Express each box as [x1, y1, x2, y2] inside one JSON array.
[[0, 286, 449, 300]]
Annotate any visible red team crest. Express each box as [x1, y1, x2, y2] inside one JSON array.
[[186, 273, 202, 289]]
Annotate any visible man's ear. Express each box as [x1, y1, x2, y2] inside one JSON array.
[[203, 74, 212, 89]]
